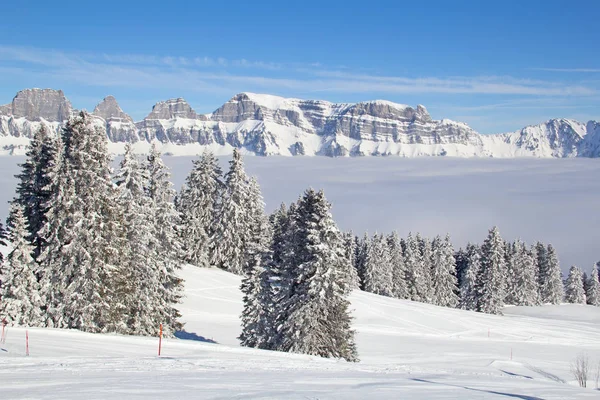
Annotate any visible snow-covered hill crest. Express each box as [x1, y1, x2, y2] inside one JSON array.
[[1, 88, 599, 158]]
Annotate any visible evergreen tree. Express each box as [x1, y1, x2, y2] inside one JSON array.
[[454, 247, 468, 291], [12, 125, 57, 258], [509, 241, 540, 306], [538, 244, 564, 304], [114, 144, 157, 335], [586, 265, 600, 306], [477, 226, 506, 315], [145, 144, 184, 335], [239, 178, 273, 349], [565, 266, 586, 304], [343, 231, 360, 289], [404, 233, 429, 302], [362, 233, 394, 296], [211, 149, 251, 275], [0, 204, 42, 326], [38, 112, 125, 332], [355, 233, 370, 291], [430, 234, 458, 307], [0, 221, 6, 265], [176, 150, 222, 268], [503, 241, 519, 305], [388, 231, 409, 299], [417, 234, 434, 303], [277, 189, 358, 361], [459, 243, 481, 311]]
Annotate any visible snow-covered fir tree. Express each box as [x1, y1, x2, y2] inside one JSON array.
[[0, 220, 6, 265], [388, 231, 409, 299], [564, 266, 586, 304], [430, 234, 459, 308], [0, 203, 42, 326], [459, 243, 481, 311], [211, 149, 251, 275], [362, 233, 394, 296], [12, 125, 57, 258], [268, 202, 298, 350], [586, 265, 600, 306], [477, 226, 506, 315], [355, 233, 370, 291], [503, 241, 518, 305], [509, 240, 540, 306], [404, 233, 429, 302], [276, 189, 358, 361], [114, 144, 165, 336], [417, 234, 434, 303], [144, 144, 184, 336], [538, 244, 564, 304], [343, 231, 361, 289], [38, 112, 125, 332], [176, 150, 222, 268], [239, 177, 273, 349]]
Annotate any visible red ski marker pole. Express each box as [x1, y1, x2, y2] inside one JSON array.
[[26, 330, 29, 356], [158, 324, 163, 356]]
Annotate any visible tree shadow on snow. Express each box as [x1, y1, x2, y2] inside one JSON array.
[[174, 330, 218, 344], [499, 370, 534, 380], [411, 378, 543, 400]]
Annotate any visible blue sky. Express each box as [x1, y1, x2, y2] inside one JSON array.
[[1, 0, 599, 133]]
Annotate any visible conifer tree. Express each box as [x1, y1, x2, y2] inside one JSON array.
[[38, 112, 125, 332], [586, 265, 600, 306], [176, 150, 222, 268], [417, 234, 434, 303], [0, 221, 6, 265], [510, 241, 540, 306], [503, 241, 519, 305], [477, 226, 506, 314], [388, 231, 409, 299], [355, 233, 370, 291], [538, 244, 564, 304], [145, 144, 183, 335], [430, 234, 458, 307], [277, 189, 358, 361], [114, 144, 166, 336], [12, 125, 57, 258], [404, 233, 429, 302], [459, 243, 481, 311], [0, 204, 42, 326], [211, 149, 251, 274], [565, 266, 586, 304], [343, 231, 361, 289], [362, 233, 394, 296], [239, 178, 273, 348]]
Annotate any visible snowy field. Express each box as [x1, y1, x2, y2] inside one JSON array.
[[1, 156, 599, 270], [2, 266, 600, 399]]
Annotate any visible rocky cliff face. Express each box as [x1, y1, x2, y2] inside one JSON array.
[[0, 88, 599, 158], [92, 96, 139, 143], [0, 88, 72, 122]]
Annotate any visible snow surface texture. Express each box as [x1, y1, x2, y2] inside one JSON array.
[[2, 266, 600, 399], [2, 89, 600, 158], [1, 156, 598, 271]]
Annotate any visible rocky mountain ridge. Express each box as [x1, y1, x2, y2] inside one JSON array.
[[0, 88, 598, 158]]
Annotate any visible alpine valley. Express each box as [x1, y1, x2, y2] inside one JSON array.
[[1, 88, 599, 158]]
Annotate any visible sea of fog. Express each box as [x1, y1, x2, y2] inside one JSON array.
[[1, 156, 599, 274]]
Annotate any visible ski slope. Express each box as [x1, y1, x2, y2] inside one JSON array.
[[2, 266, 600, 398]]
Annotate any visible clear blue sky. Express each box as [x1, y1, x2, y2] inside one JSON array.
[[1, 0, 599, 133]]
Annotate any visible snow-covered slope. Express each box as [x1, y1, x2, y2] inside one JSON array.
[[1, 88, 599, 158], [2, 265, 600, 399]]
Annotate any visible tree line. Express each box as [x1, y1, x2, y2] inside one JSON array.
[[0, 111, 597, 363]]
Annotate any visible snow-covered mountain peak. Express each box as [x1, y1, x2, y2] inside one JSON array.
[[92, 95, 133, 123], [0, 88, 72, 122], [145, 98, 204, 120]]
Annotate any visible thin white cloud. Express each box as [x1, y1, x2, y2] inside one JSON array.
[[0, 45, 596, 97], [530, 68, 600, 73]]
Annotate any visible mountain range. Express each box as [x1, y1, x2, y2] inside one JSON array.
[[1, 88, 599, 157]]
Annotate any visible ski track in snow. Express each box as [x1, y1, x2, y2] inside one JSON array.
[[2, 266, 600, 398]]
